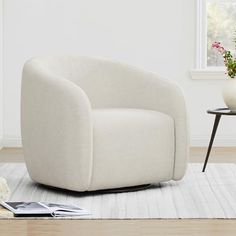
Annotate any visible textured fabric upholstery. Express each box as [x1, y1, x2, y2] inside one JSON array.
[[90, 109, 174, 191], [21, 56, 189, 191]]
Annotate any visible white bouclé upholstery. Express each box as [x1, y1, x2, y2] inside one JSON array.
[[90, 109, 175, 191], [21, 56, 189, 192]]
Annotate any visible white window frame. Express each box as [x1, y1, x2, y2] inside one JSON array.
[[191, 0, 226, 79]]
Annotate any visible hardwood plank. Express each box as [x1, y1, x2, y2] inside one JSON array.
[[1, 147, 236, 163], [0, 219, 236, 236], [190, 147, 236, 163], [0, 148, 24, 162]]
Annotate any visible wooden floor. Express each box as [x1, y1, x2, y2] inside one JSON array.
[[1, 147, 236, 163], [0, 147, 236, 236], [1, 219, 236, 236]]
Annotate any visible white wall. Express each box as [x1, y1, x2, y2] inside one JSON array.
[[1, 0, 236, 147], [0, 0, 3, 146]]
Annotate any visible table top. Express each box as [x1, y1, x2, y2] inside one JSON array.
[[207, 108, 236, 115]]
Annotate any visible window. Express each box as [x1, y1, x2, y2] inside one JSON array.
[[192, 0, 236, 79], [207, 0, 236, 67]]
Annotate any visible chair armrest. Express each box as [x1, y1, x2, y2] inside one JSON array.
[[21, 60, 93, 191], [112, 61, 189, 179], [144, 75, 189, 180]]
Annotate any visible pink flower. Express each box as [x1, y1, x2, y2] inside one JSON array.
[[212, 42, 221, 48], [212, 42, 225, 53]]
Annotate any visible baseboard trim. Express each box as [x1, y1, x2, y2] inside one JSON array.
[[1, 138, 22, 147], [1, 136, 236, 148], [191, 135, 236, 147]]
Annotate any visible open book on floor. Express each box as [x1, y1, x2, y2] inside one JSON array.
[[1, 202, 89, 217]]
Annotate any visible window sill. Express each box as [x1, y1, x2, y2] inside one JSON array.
[[190, 69, 226, 80]]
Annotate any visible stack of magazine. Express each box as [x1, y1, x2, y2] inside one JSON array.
[[1, 202, 89, 217]]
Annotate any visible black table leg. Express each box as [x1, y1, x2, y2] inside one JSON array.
[[202, 114, 221, 172]]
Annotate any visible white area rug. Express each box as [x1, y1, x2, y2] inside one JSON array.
[[1, 163, 236, 219]]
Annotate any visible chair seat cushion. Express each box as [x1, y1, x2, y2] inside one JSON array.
[[89, 108, 175, 191]]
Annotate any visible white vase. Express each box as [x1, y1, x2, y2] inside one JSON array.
[[222, 78, 236, 112]]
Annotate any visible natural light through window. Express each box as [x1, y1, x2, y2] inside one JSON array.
[[207, 0, 236, 67]]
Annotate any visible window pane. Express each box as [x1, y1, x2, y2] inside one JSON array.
[[207, 0, 236, 67]]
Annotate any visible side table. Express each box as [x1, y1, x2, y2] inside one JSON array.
[[202, 108, 236, 172]]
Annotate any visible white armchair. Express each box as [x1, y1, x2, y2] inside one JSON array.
[[21, 56, 189, 192]]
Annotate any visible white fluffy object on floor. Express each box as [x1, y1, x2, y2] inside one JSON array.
[[0, 177, 10, 201]]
